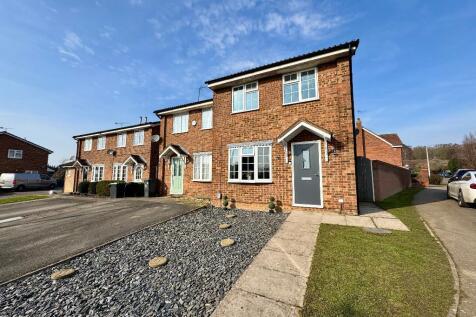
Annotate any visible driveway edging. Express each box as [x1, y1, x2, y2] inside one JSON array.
[[420, 217, 460, 317], [0, 203, 207, 286]]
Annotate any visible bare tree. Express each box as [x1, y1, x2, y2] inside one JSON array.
[[462, 132, 476, 167]]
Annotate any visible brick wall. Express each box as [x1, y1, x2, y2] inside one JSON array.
[[76, 125, 160, 182], [356, 121, 403, 166], [158, 57, 358, 214], [0, 134, 50, 174], [372, 160, 411, 201]]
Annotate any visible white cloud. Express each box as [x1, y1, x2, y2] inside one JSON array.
[[58, 31, 94, 64], [129, 0, 143, 6], [262, 12, 342, 37]]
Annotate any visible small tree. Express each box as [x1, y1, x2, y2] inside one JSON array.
[[222, 195, 229, 209], [268, 197, 276, 213], [447, 158, 461, 173], [462, 132, 476, 168]]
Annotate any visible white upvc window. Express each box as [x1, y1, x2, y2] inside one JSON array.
[[173, 112, 189, 133], [97, 136, 106, 150], [133, 130, 144, 146], [7, 149, 23, 159], [92, 164, 104, 182], [117, 132, 127, 147], [201, 108, 213, 129], [193, 152, 212, 182], [83, 138, 92, 151], [112, 163, 127, 181], [228, 144, 272, 183], [232, 82, 259, 113], [283, 68, 318, 105], [133, 165, 144, 182]]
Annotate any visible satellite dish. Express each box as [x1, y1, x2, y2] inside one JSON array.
[[151, 135, 160, 142]]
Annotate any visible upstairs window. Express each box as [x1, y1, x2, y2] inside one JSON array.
[[117, 132, 127, 147], [97, 136, 106, 150], [133, 130, 144, 145], [232, 82, 258, 113], [228, 144, 271, 183], [283, 68, 318, 105], [83, 138, 92, 151], [201, 108, 213, 129], [8, 149, 23, 159], [173, 112, 189, 133], [193, 152, 212, 182]]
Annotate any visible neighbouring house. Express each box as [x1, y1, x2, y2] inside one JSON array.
[[355, 118, 410, 167], [155, 40, 360, 214], [0, 131, 53, 174], [63, 121, 160, 193]]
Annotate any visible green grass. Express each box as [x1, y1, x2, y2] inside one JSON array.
[[0, 195, 49, 205], [302, 188, 454, 316]]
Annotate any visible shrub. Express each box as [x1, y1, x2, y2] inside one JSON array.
[[222, 195, 229, 209], [268, 196, 276, 213], [96, 180, 116, 197], [78, 181, 90, 194], [429, 174, 442, 185], [88, 182, 97, 195], [124, 182, 145, 197]]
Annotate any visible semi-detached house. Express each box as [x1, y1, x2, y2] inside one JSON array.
[[66, 40, 361, 215]]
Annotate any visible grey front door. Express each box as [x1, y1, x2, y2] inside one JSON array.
[[292, 142, 322, 207]]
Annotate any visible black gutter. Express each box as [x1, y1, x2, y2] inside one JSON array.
[[153, 98, 213, 116]]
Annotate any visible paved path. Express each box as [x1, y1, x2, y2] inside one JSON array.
[[415, 187, 476, 317], [212, 206, 408, 316], [0, 196, 201, 283]]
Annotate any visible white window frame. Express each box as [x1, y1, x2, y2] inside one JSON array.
[[173, 112, 189, 134], [282, 67, 319, 105], [83, 138, 92, 151], [97, 136, 106, 150], [228, 144, 272, 183], [201, 108, 213, 130], [133, 164, 144, 182], [193, 152, 212, 182], [133, 130, 144, 146], [112, 163, 128, 181], [7, 149, 23, 159], [232, 81, 259, 113], [116, 132, 127, 148], [91, 164, 105, 182]]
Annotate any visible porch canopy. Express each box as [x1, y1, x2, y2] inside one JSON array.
[[277, 120, 332, 162], [159, 144, 190, 160], [123, 154, 147, 167], [63, 159, 91, 168]]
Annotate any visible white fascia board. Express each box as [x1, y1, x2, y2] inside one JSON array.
[[155, 101, 213, 116], [208, 47, 353, 89], [159, 145, 181, 159], [362, 128, 397, 147], [74, 123, 158, 140], [278, 122, 331, 144]]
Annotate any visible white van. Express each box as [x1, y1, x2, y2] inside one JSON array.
[[0, 173, 56, 191]]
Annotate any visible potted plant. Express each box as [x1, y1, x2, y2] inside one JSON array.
[[222, 195, 229, 209], [268, 196, 276, 213]]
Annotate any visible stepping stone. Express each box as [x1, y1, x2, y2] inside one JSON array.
[[148, 256, 168, 268], [51, 268, 76, 280], [225, 214, 236, 219], [219, 223, 231, 229], [363, 227, 392, 235], [220, 238, 235, 247]]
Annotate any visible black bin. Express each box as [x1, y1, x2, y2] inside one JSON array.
[[144, 179, 157, 198], [109, 183, 124, 198]]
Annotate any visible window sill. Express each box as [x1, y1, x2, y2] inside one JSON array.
[[7, 158, 22, 160], [97, 148, 105, 151], [172, 131, 188, 135], [133, 144, 144, 146], [228, 180, 272, 184], [201, 127, 213, 130], [231, 107, 260, 115], [192, 179, 212, 183], [283, 97, 319, 106], [116, 145, 126, 148]]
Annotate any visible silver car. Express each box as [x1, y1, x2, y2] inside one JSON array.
[[0, 173, 57, 191]]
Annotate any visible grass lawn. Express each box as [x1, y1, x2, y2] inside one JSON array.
[[0, 195, 49, 205], [302, 188, 454, 316]]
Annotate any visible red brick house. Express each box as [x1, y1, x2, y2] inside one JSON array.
[[155, 40, 360, 214], [355, 118, 408, 167], [0, 131, 53, 174], [64, 121, 160, 193]]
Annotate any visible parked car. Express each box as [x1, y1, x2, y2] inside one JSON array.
[[447, 171, 476, 207], [0, 173, 57, 191], [439, 170, 452, 178], [448, 169, 475, 183]]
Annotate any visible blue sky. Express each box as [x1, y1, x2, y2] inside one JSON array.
[[0, 0, 475, 165]]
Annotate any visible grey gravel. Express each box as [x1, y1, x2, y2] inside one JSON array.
[[0, 207, 286, 317]]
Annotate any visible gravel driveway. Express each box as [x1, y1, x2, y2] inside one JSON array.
[[0, 207, 287, 316]]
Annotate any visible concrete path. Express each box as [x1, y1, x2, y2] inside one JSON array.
[[212, 206, 408, 316], [0, 196, 202, 283], [415, 187, 476, 317]]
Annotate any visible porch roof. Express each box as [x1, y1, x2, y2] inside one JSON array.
[[277, 120, 332, 144], [63, 159, 91, 168], [159, 144, 190, 159], [123, 154, 147, 166]]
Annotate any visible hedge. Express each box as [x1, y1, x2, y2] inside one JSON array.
[[78, 181, 90, 194], [125, 182, 145, 197], [96, 180, 117, 197], [88, 182, 97, 195], [429, 174, 442, 185]]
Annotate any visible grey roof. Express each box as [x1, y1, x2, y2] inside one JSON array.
[[0, 131, 53, 154]]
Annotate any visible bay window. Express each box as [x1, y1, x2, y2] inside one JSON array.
[[232, 82, 258, 113], [228, 143, 271, 183], [283, 68, 318, 105], [193, 152, 212, 182]]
